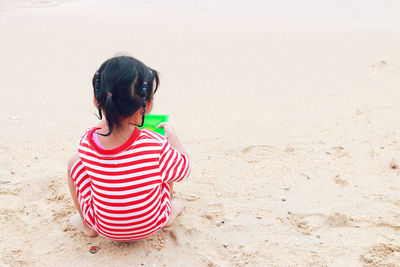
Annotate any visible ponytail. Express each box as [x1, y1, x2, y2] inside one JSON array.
[[102, 92, 116, 136]]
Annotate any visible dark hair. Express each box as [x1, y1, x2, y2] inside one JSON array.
[[92, 55, 160, 136]]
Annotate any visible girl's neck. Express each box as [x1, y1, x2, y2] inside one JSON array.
[[97, 121, 136, 150]]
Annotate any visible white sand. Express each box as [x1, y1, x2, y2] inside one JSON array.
[[1, 0, 400, 265]]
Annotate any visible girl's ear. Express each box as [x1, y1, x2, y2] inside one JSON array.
[[128, 101, 153, 126]]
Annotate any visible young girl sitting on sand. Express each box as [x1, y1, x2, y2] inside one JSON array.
[[67, 55, 190, 241]]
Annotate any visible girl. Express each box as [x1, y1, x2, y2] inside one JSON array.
[[67, 56, 190, 241]]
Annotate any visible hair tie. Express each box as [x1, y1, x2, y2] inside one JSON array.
[[142, 86, 147, 107], [107, 92, 112, 98], [141, 83, 147, 97]]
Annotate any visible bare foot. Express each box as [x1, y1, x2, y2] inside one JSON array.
[[164, 200, 184, 228], [69, 213, 98, 237]]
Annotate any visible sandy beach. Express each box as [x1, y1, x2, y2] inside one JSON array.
[[1, 0, 400, 265]]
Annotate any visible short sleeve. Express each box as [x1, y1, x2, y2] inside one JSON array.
[[159, 140, 190, 183]]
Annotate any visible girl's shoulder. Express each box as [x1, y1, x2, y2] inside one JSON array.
[[78, 127, 98, 146], [137, 128, 167, 145]]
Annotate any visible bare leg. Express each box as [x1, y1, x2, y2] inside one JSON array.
[[67, 154, 98, 237], [169, 182, 174, 198], [164, 200, 184, 228]]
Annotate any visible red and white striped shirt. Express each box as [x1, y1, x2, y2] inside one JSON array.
[[70, 127, 190, 241]]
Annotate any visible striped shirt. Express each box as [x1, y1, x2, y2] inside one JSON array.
[[70, 127, 190, 241]]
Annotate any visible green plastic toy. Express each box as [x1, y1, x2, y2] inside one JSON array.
[[138, 114, 169, 136]]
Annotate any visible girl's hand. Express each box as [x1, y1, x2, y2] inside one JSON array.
[[157, 122, 187, 156], [157, 123, 176, 139]]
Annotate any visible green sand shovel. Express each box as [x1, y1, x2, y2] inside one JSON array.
[[138, 114, 169, 136]]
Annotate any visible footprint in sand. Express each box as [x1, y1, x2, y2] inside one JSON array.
[[324, 212, 351, 227], [241, 145, 276, 163], [286, 213, 326, 235], [286, 212, 353, 234]]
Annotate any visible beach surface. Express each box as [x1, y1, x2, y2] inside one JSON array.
[[1, 0, 400, 265]]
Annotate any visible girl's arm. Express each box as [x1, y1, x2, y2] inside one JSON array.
[[157, 123, 187, 156]]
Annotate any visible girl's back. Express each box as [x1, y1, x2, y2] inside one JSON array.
[[67, 56, 190, 241]]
